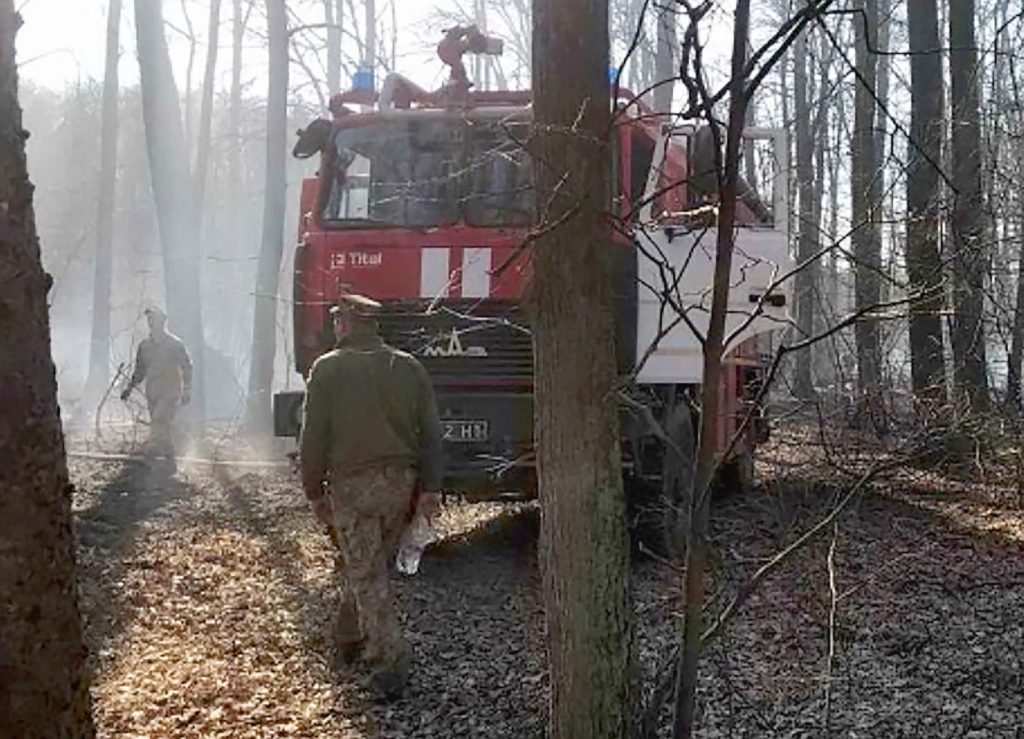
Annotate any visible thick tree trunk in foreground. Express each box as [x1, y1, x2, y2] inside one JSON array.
[[906, 0, 947, 408], [85, 0, 122, 402], [0, 4, 94, 734], [672, 2, 750, 735], [135, 0, 206, 418], [245, 0, 288, 432], [532, 0, 634, 735], [948, 0, 989, 411]]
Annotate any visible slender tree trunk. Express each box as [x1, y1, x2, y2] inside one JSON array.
[[654, 1, 678, 114], [793, 24, 817, 399], [135, 0, 206, 419], [325, 0, 341, 95], [246, 0, 288, 432], [874, 0, 890, 305], [532, 0, 634, 735], [906, 0, 947, 408], [1009, 211, 1024, 405], [86, 0, 122, 402], [852, 0, 883, 429], [364, 0, 376, 74], [229, 0, 242, 196], [948, 0, 989, 411], [193, 0, 222, 217], [0, 4, 94, 734], [1006, 54, 1024, 407], [673, 1, 750, 735]]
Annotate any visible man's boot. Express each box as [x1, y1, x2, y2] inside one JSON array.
[[368, 650, 411, 701], [334, 639, 365, 669]]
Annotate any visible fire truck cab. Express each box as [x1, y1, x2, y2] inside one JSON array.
[[274, 34, 792, 518]]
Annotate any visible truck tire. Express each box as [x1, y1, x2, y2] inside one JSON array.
[[660, 401, 695, 560], [716, 446, 755, 496], [624, 398, 696, 560]]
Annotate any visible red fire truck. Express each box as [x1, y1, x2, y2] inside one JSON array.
[[274, 28, 791, 529]]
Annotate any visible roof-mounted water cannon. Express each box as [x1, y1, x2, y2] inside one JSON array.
[[436, 25, 504, 102]]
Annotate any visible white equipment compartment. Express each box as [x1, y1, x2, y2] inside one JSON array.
[[635, 127, 793, 384]]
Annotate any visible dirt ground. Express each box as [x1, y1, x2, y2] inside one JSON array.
[[69, 433, 1024, 738]]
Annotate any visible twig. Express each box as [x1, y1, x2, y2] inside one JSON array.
[[822, 522, 839, 733]]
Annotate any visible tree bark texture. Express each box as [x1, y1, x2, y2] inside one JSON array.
[[86, 0, 122, 401], [792, 24, 817, 399], [0, 4, 94, 734], [673, 1, 750, 735], [948, 0, 989, 411], [852, 0, 883, 426], [905, 0, 947, 407], [531, 0, 634, 735], [246, 0, 288, 432], [134, 0, 206, 417]]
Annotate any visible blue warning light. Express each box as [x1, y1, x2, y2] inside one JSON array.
[[352, 67, 375, 92]]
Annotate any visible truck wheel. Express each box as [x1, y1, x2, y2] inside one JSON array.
[[715, 446, 755, 496], [660, 402, 695, 560]]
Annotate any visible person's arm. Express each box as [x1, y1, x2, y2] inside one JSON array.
[[299, 360, 332, 501], [413, 361, 444, 516], [121, 344, 147, 400]]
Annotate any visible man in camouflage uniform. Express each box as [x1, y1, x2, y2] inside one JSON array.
[[121, 306, 193, 456], [299, 294, 443, 700]]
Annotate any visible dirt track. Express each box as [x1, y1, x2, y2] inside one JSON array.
[[71, 444, 1024, 737]]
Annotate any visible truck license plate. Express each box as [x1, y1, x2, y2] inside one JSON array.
[[442, 419, 488, 443]]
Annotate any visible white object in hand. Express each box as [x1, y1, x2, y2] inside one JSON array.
[[395, 512, 434, 575]]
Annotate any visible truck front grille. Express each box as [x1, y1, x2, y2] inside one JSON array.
[[377, 300, 533, 381]]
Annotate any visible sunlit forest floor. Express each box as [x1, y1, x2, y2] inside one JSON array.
[[68, 428, 1024, 737]]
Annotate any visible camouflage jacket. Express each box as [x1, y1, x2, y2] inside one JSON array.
[[299, 327, 444, 492], [128, 331, 193, 400]]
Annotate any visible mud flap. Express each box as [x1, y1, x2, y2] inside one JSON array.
[[273, 391, 305, 437]]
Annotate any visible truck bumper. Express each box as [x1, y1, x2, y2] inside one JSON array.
[[272, 388, 536, 499]]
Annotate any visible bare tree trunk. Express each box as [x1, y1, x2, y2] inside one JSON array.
[[1008, 210, 1024, 406], [364, 0, 376, 74], [654, 1, 678, 114], [532, 0, 634, 735], [673, 1, 750, 735], [246, 0, 288, 432], [86, 0, 122, 402], [0, 4, 94, 734], [325, 0, 341, 95], [874, 0, 890, 306], [852, 0, 883, 430], [792, 24, 817, 399], [226, 0, 246, 357], [193, 0, 222, 216], [229, 0, 243, 198], [135, 0, 206, 419], [949, 0, 989, 411], [906, 0, 947, 408]]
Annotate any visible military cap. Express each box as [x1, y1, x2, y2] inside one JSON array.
[[330, 293, 382, 318]]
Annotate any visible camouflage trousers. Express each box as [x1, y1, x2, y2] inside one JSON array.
[[328, 465, 416, 671], [146, 392, 179, 455]]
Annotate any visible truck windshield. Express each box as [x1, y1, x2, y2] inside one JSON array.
[[322, 117, 533, 228]]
